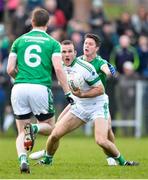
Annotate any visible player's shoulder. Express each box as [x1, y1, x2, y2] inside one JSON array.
[[24, 30, 59, 43], [96, 55, 108, 64], [46, 34, 60, 45], [14, 30, 37, 43], [96, 55, 105, 61], [77, 55, 84, 61], [12, 33, 26, 45], [76, 58, 95, 72]]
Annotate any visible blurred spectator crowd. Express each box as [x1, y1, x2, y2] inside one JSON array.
[[0, 0, 148, 135]]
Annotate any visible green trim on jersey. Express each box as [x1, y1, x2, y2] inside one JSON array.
[[86, 76, 101, 86], [10, 29, 61, 88], [77, 59, 93, 72], [76, 58, 101, 87], [69, 58, 94, 73], [70, 58, 77, 67], [78, 55, 107, 88]]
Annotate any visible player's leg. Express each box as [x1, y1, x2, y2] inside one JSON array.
[[38, 104, 71, 135], [24, 85, 56, 152], [27, 86, 55, 136], [106, 114, 117, 165], [29, 104, 71, 160], [94, 117, 127, 165], [16, 119, 31, 173], [33, 116, 55, 135], [11, 84, 32, 173], [39, 110, 85, 165], [108, 114, 115, 143], [58, 104, 71, 121], [94, 117, 120, 156], [93, 99, 128, 166], [34, 104, 71, 135], [24, 115, 55, 152], [94, 118, 139, 166]]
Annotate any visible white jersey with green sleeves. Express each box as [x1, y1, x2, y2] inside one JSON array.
[[63, 58, 106, 104], [10, 29, 61, 88]]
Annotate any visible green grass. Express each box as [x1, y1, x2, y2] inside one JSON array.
[[0, 134, 148, 179]]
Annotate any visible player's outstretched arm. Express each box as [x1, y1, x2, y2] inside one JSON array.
[[101, 63, 116, 77], [108, 63, 116, 76]]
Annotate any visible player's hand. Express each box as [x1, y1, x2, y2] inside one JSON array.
[[71, 88, 82, 98], [108, 63, 116, 76], [65, 92, 75, 105]]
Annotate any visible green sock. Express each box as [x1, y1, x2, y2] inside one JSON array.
[[32, 124, 39, 134], [43, 152, 53, 164], [19, 154, 28, 165], [115, 154, 126, 165]]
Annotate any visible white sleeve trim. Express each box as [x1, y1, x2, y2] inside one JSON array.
[[100, 64, 107, 71], [52, 53, 62, 57], [92, 80, 102, 87], [9, 52, 17, 57]]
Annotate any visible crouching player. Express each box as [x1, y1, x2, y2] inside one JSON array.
[[37, 40, 139, 166]]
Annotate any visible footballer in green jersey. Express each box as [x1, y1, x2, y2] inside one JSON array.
[[10, 28, 61, 88], [81, 33, 138, 166], [7, 8, 73, 173]]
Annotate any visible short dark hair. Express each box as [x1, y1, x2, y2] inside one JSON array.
[[84, 33, 101, 47], [61, 40, 74, 46], [32, 8, 49, 27]]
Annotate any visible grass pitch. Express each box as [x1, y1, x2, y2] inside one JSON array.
[[0, 133, 148, 179]]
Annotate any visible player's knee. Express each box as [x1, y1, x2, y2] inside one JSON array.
[[96, 137, 108, 148]]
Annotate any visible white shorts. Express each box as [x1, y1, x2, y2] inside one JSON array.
[[11, 84, 54, 117], [70, 97, 109, 123]]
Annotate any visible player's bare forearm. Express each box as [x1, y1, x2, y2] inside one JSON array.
[[53, 56, 70, 94], [7, 55, 17, 78], [55, 68, 70, 94], [101, 64, 112, 77], [72, 85, 104, 98], [7, 68, 18, 79], [11, 69, 18, 78]]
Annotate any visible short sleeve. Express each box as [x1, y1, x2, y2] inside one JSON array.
[[10, 38, 20, 54], [84, 64, 101, 86], [100, 59, 107, 70], [52, 41, 61, 57]]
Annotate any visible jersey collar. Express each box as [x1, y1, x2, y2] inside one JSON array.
[[83, 55, 98, 62], [63, 58, 77, 67], [31, 28, 46, 33], [70, 58, 77, 67]]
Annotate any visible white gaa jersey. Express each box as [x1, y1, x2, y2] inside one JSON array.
[[63, 58, 107, 105]]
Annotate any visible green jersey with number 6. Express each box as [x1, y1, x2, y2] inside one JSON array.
[[78, 55, 107, 88], [10, 29, 61, 88]]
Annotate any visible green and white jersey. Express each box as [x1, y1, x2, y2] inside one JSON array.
[[10, 29, 61, 88], [78, 55, 107, 88], [63, 58, 106, 104]]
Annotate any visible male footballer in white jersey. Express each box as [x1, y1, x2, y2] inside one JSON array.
[[7, 8, 74, 173], [57, 34, 139, 166], [37, 40, 138, 167]]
